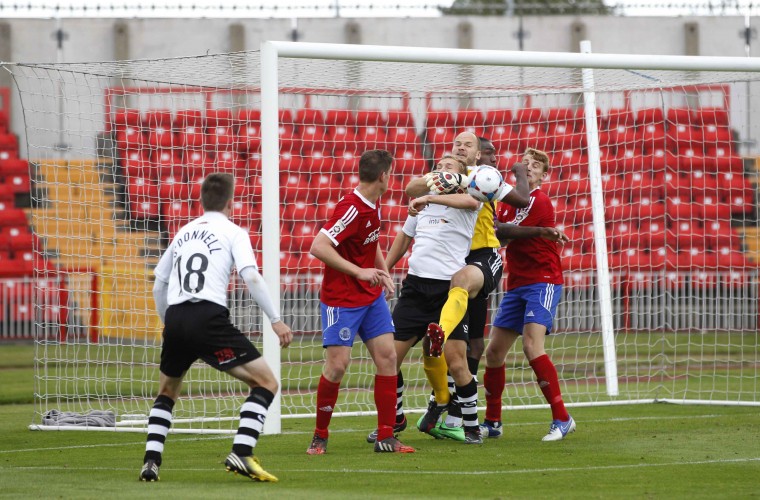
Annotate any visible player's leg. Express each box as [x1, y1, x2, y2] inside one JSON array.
[[480, 289, 524, 438], [141, 302, 197, 482], [443, 338, 481, 443], [465, 248, 502, 377], [307, 345, 351, 454], [428, 265, 484, 356], [466, 295, 487, 378], [481, 326, 519, 438], [308, 302, 362, 454], [367, 337, 415, 443], [223, 357, 280, 481], [140, 371, 184, 482], [520, 284, 574, 441], [362, 295, 414, 453]]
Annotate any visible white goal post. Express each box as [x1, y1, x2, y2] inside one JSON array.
[[4, 40, 759, 435]]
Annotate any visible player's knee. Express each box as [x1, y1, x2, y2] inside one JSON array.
[[484, 345, 502, 367], [468, 338, 485, 360]]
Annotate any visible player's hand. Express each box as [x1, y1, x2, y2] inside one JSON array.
[[425, 171, 467, 194], [408, 195, 429, 216], [510, 161, 527, 178], [272, 321, 293, 348], [356, 267, 391, 287], [542, 227, 570, 245], [379, 274, 395, 299]]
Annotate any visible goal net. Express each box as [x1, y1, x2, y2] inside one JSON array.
[[6, 43, 760, 433]]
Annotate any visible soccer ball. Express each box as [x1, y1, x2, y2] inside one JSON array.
[[467, 165, 504, 202]]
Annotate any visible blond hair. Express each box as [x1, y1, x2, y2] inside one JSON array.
[[524, 148, 550, 173], [437, 153, 467, 174]]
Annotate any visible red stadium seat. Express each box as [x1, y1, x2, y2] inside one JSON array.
[[695, 107, 730, 127], [0, 158, 29, 179], [454, 109, 486, 137], [607, 222, 638, 251], [356, 109, 386, 129], [325, 109, 356, 128], [153, 149, 183, 179], [517, 123, 551, 153], [294, 108, 325, 129], [333, 151, 359, 174], [514, 108, 542, 126], [484, 109, 513, 129], [282, 201, 315, 224], [356, 126, 387, 152], [636, 123, 666, 152], [489, 125, 520, 156], [114, 126, 144, 153], [602, 108, 634, 131], [666, 107, 694, 126], [635, 107, 664, 127], [386, 126, 421, 155], [113, 108, 141, 131], [127, 177, 160, 219], [237, 108, 261, 125], [0, 206, 28, 227], [176, 110, 206, 150], [426, 127, 455, 155], [280, 173, 310, 204], [325, 125, 359, 155], [384, 110, 411, 128], [237, 122, 261, 153], [426, 110, 454, 131], [6, 174, 30, 195], [395, 153, 427, 176], [701, 124, 733, 150], [158, 176, 194, 201], [381, 204, 408, 224]]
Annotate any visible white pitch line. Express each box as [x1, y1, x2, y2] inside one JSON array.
[[2, 457, 759, 475], [0, 413, 753, 455]]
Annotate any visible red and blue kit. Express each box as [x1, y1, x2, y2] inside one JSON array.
[[497, 188, 564, 290], [319, 189, 384, 307]]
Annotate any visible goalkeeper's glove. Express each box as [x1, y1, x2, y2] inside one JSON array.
[[424, 171, 469, 194]]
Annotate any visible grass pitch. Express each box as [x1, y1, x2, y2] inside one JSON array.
[[1, 343, 759, 498]]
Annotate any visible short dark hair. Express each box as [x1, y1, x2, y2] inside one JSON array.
[[201, 172, 235, 211], [478, 136, 493, 149], [358, 149, 393, 182]]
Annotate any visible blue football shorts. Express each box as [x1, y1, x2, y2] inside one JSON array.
[[320, 293, 395, 347], [492, 283, 563, 335]]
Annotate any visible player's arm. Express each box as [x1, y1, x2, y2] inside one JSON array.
[[310, 231, 390, 286], [495, 223, 569, 247], [498, 162, 530, 208], [152, 277, 169, 323], [239, 266, 292, 347], [410, 193, 480, 213], [405, 175, 432, 198], [385, 229, 413, 271], [152, 248, 173, 323]]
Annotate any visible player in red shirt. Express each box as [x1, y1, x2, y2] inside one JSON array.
[[306, 149, 414, 455], [481, 148, 577, 442]]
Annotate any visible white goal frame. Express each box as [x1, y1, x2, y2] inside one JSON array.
[[259, 41, 760, 434]]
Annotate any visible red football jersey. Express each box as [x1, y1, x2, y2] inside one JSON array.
[[497, 188, 564, 290], [319, 189, 383, 307]]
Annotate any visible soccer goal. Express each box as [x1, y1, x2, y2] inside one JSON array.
[[5, 41, 760, 435]]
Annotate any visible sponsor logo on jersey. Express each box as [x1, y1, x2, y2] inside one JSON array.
[[363, 227, 380, 245], [366, 220, 372, 227], [526, 311, 535, 317]]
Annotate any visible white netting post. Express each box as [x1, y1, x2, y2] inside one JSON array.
[[580, 40, 618, 396], [261, 41, 282, 434]]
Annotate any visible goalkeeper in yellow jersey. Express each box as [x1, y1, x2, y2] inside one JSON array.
[[405, 131, 529, 436]]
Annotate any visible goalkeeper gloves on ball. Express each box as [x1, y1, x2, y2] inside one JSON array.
[[424, 171, 469, 194]]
